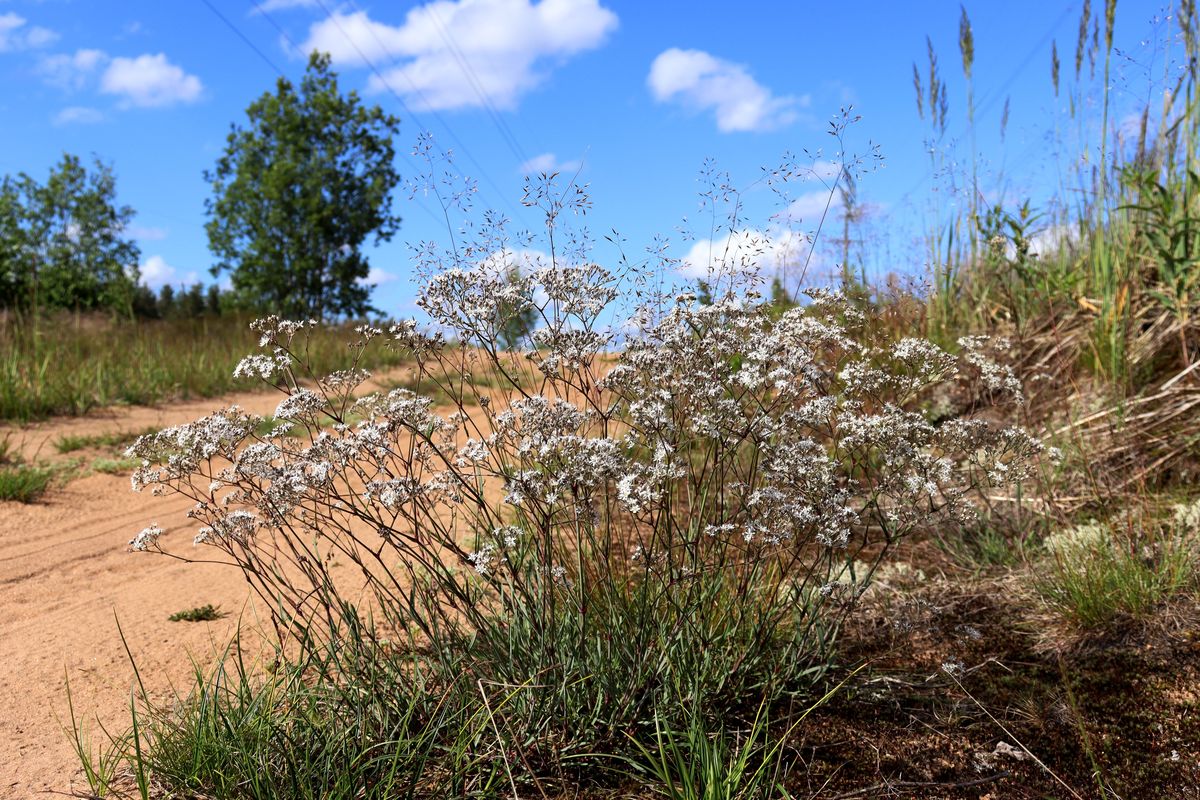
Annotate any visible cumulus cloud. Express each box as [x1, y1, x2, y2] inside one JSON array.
[[251, 0, 319, 13], [52, 106, 105, 126], [126, 224, 168, 241], [299, 0, 618, 111], [679, 228, 813, 279], [100, 53, 203, 108], [359, 266, 397, 286], [518, 152, 581, 176], [39, 49, 202, 110], [38, 48, 108, 90], [139, 255, 176, 287], [648, 48, 801, 133], [0, 12, 57, 52]]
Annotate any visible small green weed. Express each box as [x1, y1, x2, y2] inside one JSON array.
[[0, 465, 55, 503], [168, 605, 225, 623], [56, 427, 160, 454], [91, 457, 141, 475]]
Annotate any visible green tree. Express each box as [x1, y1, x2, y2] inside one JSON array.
[[205, 284, 223, 315], [181, 282, 206, 318], [0, 155, 140, 313], [205, 53, 401, 319], [132, 283, 160, 318], [497, 266, 537, 348], [157, 284, 177, 318], [0, 179, 26, 307]]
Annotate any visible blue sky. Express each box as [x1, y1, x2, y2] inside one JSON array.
[[0, 0, 1178, 315]]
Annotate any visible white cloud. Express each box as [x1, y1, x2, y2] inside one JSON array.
[[100, 53, 203, 108], [38, 48, 108, 89], [1028, 223, 1079, 258], [127, 224, 168, 241], [139, 255, 176, 287], [52, 105, 104, 125], [518, 152, 581, 176], [251, 0, 319, 13], [360, 266, 397, 285], [776, 189, 843, 226], [299, 0, 618, 112], [0, 12, 57, 52], [679, 228, 813, 279], [648, 48, 800, 133]]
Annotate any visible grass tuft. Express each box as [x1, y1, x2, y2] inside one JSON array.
[[91, 457, 141, 475], [56, 427, 161, 454], [1037, 520, 1197, 627], [168, 605, 225, 623], [0, 464, 55, 503]]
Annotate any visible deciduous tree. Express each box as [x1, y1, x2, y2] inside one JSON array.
[[205, 53, 401, 319]]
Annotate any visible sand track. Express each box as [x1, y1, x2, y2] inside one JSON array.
[[0, 389, 296, 798]]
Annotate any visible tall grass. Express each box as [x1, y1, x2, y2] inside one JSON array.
[[913, 0, 1198, 395], [0, 312, 410, 422]]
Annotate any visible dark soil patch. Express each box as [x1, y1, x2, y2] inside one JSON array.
[[785, 578, 1200, 798]]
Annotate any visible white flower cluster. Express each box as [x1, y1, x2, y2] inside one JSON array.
[[193, 510, 259, 546], [129, 523, 163, 552], [388, 319, 445, 359], [957, 335, 1024, 402], [126, 283, 1048, 644], [233, 353, 292, 381], [535, 263, 618, 318], [250, 316, 319, 347], [491, 396, 627, 507], [418, 267, 534, 341], [126, 406, 258, 490]]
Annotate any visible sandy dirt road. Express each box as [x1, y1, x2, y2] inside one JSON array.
[[0, 389, 310, 798]]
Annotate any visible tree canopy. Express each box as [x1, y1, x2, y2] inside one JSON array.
[[205, 52, 401, 319], [0, 154, 141, 314]]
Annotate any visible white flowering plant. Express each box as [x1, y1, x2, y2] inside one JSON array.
[[125, 168, 1048, 758]]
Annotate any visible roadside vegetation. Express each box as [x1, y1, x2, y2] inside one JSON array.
[[0, 314, 410, 422], [18, 0, 1200, 797]]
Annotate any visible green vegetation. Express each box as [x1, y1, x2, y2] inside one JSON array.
[[55, 427, 160, 454], [0, 464, 54, 502], [61, 2, 1200, 797], [206, 53, 401, 319], [90, 457, 140, 475], [0, 154, 140, 316], [1038, 518, 1198, 627], [167, 605, 225, 623], [0, 313, 409, 422]]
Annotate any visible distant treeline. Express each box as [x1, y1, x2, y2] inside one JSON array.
[[132, 282, 231, 319], [0, 154, 234, 319]]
